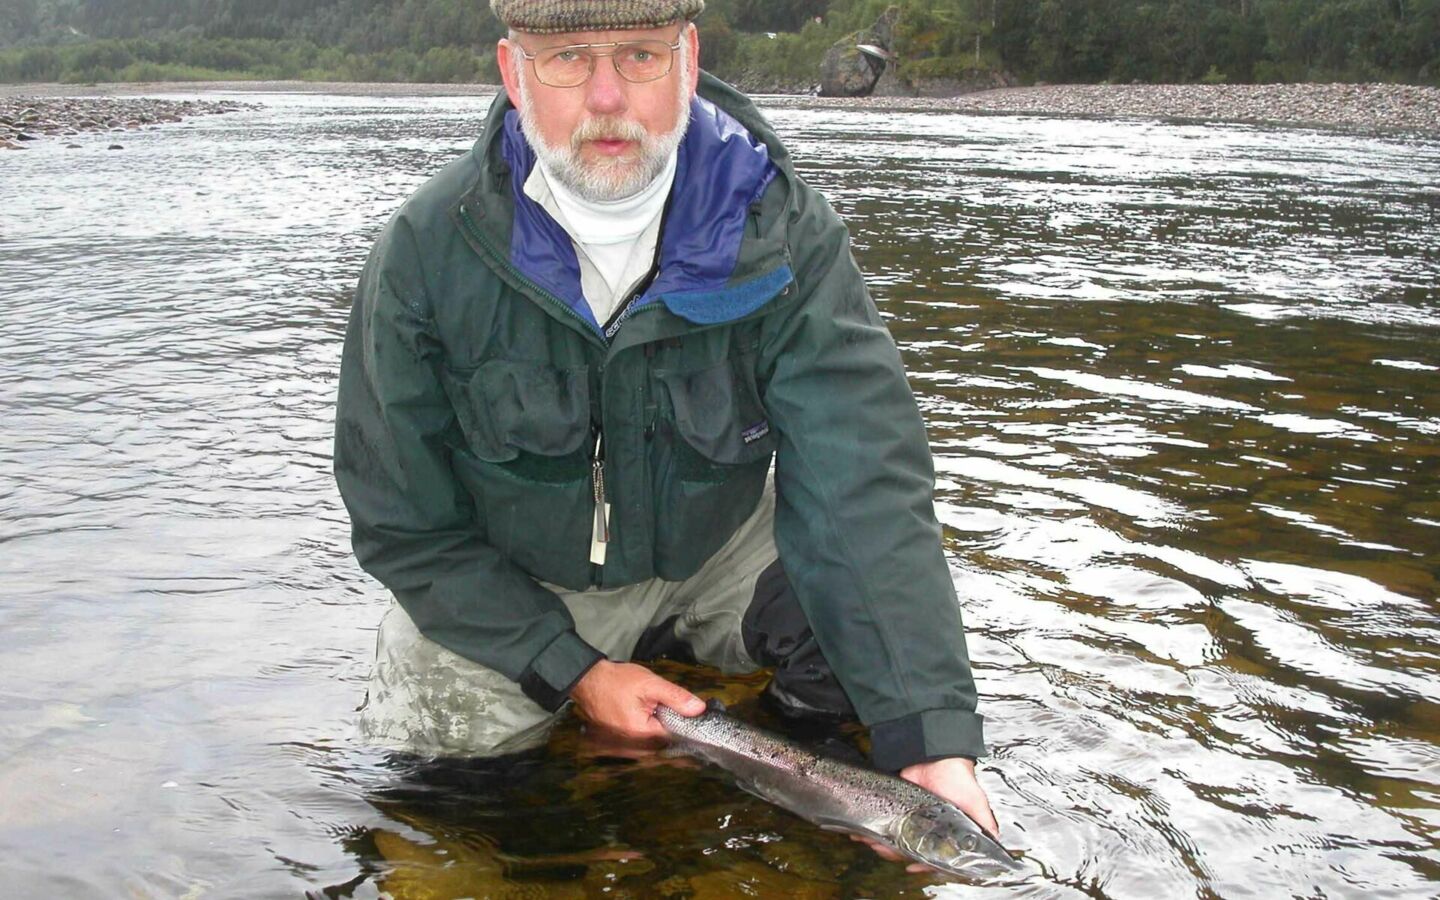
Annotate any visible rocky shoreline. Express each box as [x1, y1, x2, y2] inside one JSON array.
[[1, 96, 250, 149], [1, 81, 1436, 141], [760, 81, 1440, 136]]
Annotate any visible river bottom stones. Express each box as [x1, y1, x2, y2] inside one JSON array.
[[1, 97, 252, 148]]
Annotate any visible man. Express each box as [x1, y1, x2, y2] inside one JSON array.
[[333, 0, 998, 859]]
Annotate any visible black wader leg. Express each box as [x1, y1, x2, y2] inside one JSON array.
[[742, 559, 857, 722], [633, 615, 697, 665]]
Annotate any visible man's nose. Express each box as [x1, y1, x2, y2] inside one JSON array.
[[584, 56, 628, 115]]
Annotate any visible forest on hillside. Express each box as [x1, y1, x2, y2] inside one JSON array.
[[1, 0, 1436, 87]]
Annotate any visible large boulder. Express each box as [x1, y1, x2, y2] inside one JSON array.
[[819, 40, 883, 97], [870, 65, 916, 97], [818, 5, 901, 98]]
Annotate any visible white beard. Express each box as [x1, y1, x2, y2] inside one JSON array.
[[516, 56, 692, 203]]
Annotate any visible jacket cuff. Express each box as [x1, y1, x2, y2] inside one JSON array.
[[517, 630, 605, 712], [869, 708, 986, 772]]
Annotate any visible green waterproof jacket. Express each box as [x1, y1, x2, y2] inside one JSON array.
[[334, 73, 985, 770]]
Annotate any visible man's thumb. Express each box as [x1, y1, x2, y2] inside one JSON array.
[[662, 683, 706, 716]]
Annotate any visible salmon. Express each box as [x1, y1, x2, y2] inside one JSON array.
[[657, 702, 1030, 883]]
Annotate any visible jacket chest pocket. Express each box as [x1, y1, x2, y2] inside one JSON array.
[[444, 359, 595, 588], [651, 352, 777, 579]]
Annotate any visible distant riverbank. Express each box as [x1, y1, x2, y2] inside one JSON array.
[[2, 80, 1438, 143]]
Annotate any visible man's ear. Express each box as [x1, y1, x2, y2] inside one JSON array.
[[497, 38, 523, 109]]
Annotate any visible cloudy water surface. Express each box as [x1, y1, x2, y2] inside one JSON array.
[[1, 91, 1436, 897]]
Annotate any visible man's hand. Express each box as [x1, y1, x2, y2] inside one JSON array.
[[568, 659, 706, 741], [902, 757, 999, 838], [851, 757, 999, 872]]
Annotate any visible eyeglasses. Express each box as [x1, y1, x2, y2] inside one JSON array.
[[517, 33, 683, 88]]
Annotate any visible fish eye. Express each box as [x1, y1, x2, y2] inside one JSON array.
[[927, 832, 981, 865], [918, 831, 957, 859]]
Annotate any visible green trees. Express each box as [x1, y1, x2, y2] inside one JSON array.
[[1256, 0, 1440, 81], [1, 0, 1436, 85], [998, 0, 1439, 84], [715, 0, 831, 32], [0, 35, 494, 84], [0, 0, 499, 83], [882, 0, 1440, 84]]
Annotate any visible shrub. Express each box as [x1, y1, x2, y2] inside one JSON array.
[[18, 46, 62, 81], [414, 46, 480, 83], [1199, 64, 1227, 84], [67, 41, 136, 73]]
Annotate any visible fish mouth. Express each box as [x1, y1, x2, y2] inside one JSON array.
[[926, 851, 1035, 886]]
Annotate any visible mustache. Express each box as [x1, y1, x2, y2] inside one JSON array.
[[570, 117, 648, 150]]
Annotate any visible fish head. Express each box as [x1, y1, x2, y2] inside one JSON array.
[[892, 802, 1028, 883]]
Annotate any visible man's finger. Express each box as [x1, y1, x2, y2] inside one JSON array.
[[649, 679, 705, 716]]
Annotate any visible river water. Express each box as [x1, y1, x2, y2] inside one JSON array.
[[1, 91, 1437, 898]]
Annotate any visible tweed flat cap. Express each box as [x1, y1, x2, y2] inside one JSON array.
[[492, 0, 704, 34]]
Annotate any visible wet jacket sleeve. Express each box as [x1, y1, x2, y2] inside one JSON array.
[[334, 214, 602, 711], [758, 183, 986, 772]]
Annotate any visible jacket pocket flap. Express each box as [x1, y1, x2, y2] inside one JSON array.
[[448, 360, 590, 462], [660, 359, 776, 465], [480, 360, 590, 457]]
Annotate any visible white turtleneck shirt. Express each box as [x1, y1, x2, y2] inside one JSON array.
[[523, 151, 678, 327]]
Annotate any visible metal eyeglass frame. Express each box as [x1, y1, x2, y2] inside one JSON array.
[[516, 30, 685, 87]]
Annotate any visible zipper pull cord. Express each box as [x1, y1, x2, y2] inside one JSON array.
[[589, 429, 610, 565], [593, 437, 608, 542]]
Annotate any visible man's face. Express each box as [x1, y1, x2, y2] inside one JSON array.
[[499, 22, 701, 202]]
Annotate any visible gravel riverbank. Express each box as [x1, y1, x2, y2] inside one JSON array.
[[1, 80, 1436, 140], [770, 82, 1440, 136], [1, 96, 250, 149]]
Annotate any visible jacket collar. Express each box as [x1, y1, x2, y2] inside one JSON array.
[[466, 77, 793, 338]]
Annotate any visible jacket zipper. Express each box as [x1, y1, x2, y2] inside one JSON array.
[[458, 204, 606, 344], [604, 294, 661, 340]]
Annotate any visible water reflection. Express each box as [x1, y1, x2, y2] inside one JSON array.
[[0, 91, 1436, 897]]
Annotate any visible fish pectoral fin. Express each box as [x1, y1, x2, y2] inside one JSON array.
[[731, 775, 791, 809], [813, 818, 892, 846]]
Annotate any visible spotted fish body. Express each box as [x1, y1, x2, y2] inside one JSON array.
[[656, 703, 1029, 883]]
